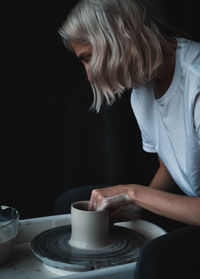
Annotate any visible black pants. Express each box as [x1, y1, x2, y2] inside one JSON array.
[[135, 226, 200, 279]]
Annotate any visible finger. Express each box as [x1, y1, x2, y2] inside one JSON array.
[[110, 204, 142, 223], [88, 189, 102, 211], [110, 207, 125, 224], [88, 197, 97, 211], [97, 194, 132, 211], [97, 199, 109, 211], [88, 191, 95, 211], [88, 199, 92, 211]]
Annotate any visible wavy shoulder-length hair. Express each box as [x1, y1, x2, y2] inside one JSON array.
[[59, 0, 177, 112]]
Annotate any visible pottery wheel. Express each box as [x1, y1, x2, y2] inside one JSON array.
[[31, 225, 147, 271]]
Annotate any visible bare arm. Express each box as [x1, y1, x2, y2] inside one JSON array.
[[129, 185, 200, 226], [149, 157, 178, 192], [132, 157, 200, 225], [89, 184, 200, 226], [89, 157, 200, 226]]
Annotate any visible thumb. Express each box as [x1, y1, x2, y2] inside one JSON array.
[[110, 204, 142, 224], [97, 194, 132, 211]]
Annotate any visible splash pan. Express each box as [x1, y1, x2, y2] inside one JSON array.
[[31, 225, 147, 272]]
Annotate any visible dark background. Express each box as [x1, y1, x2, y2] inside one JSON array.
[[1, 1, 199, 218]]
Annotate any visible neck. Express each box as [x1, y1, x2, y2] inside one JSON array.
[[153, 51, 176, 99]]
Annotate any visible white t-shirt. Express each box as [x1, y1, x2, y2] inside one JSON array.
[[131, 38, 200, 197]]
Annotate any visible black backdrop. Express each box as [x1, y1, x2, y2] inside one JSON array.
[[1, 1, 199, 218]]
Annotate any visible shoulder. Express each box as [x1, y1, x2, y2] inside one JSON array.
[[178, 38, 200, 76], [178, 38, 200, 103], [131, 82, 154, 109], [130, 83, 156, 130]]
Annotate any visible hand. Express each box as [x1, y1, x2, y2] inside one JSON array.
[[88, 185, 132, 211], [88, 185, 142, 223], [109, 204, 142, 224]]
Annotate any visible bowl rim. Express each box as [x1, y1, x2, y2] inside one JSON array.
[[0, 205, 19, 229]]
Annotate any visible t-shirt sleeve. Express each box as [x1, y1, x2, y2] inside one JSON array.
[[194, 92, 200, 144], [131, 89, 157, 153], [140, 127, 157, 153]]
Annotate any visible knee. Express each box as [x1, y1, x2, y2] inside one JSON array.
[[54, 187, 82, 214], [135, 235, 173, 279], [54, 185, 95, 214], [135, 226, 200, 279]]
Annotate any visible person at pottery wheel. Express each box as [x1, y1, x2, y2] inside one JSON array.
[[59, 0, 200, 278]]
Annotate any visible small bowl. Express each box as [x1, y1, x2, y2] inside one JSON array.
[[0, 206, 19, 264]]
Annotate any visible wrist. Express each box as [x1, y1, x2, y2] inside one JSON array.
[[128, 184, 142, 203]]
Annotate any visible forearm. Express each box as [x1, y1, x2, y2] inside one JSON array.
[[149, 156, 176, 192], [89, 183, 200, 226], [129, 185, 200, 226], [89, 154, 200, 226], [149, 167, 175, 191]]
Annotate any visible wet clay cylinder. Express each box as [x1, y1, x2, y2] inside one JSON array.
[[69, 201, 112, 250]]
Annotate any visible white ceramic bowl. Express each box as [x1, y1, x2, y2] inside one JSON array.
[[0, 206, 19, 264]]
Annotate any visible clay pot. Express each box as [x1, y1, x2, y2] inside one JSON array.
[[68, 201, 112, 250]]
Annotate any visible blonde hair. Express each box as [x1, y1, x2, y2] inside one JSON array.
[[59, 0, 177, 112]]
